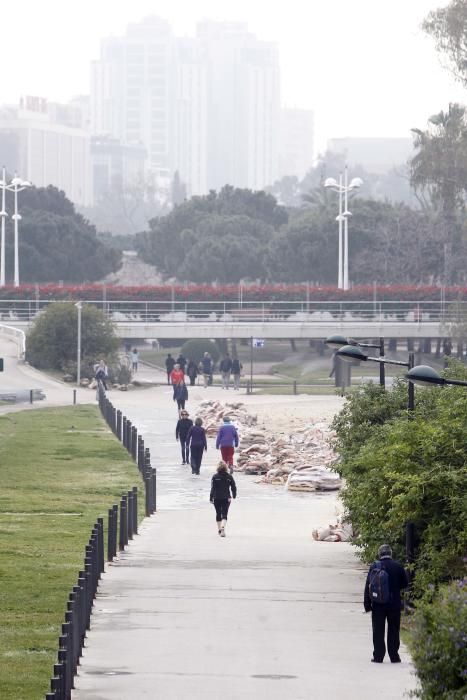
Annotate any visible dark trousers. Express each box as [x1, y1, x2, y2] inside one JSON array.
[[180, 439, 189, 463], [167, 371, 171, 385], [213, 499, 230, 522], [177, 400, 186, 410], [190, 446, 204, 473], [371, 607, 401, 662], [188, 376, 196, 386]]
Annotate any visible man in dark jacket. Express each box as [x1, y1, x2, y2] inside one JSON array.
[[364, 544, 409, 663], [165, 354, 175, 384], [175, 411, 193, 464], [220, 353, 233, 389]]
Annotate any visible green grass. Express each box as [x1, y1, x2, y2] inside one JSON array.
[[0, 406, 144, 700]]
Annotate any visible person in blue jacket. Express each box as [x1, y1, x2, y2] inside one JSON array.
[[215, 416, 239, 473]]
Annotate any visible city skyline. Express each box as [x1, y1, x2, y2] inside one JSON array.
[[1, 0, 465, 155]]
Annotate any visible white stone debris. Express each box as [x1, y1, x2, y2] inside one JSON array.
[[195, 400, 341, 494]]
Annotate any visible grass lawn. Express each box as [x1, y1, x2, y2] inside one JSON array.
[[0, 405, 144, 700]]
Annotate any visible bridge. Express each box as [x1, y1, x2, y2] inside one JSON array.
[[0, 299, 461, 340]]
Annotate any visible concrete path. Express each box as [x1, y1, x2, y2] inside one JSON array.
[[0, 338, 416, 698]]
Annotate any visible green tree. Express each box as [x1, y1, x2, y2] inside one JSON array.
[[26, 302, 119, 375], [410, 104, 467, 284], [423, 0, 467, 87], [4, 185, 121, 283]]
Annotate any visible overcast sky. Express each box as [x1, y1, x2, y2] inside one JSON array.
[[2, 0, 465, 152]]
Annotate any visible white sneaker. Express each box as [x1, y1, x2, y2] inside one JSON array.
[[220, 527, 225, 537]]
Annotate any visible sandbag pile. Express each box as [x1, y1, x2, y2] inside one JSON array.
[[312, 517, 353, 542], [195, 400, 257, 437]]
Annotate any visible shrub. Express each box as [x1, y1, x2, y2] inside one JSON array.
[[179, 339, 220, 365], [26, 302, 119, 371], [409, 579, 467, 699]]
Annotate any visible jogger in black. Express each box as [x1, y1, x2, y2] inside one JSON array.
[[210, 461, 237, 537], [175, 411, 193, 465]]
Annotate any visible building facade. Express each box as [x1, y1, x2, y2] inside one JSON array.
[[278, 108, 314, 180], [0, 97, 92, 206]]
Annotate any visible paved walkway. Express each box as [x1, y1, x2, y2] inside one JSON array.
[[0, 338, 417, 698]]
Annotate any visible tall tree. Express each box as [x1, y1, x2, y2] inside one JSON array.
[[410, 104, 467, 284], [423, 0, 467, 87]]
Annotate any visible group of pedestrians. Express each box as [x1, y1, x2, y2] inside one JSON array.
[[175, 412, 238, 475], [165, 352, 243, 389]]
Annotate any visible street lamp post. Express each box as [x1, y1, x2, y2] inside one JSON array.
[[324, 166, 363, 290], [0, 166, 8, 287], [326, 335, 386, 387], [336, 344, 415, 411], [9, 175, 31, 287], [76, 302, 82, 387], [405, 365, 467, 388]]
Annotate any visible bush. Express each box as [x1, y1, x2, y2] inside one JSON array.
[[26, 302, 119, 372], [179, 339, 220, 365], [409, 579, 467, 699]]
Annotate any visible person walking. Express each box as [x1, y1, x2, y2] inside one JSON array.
[[170, 363, 185, 386], [165, 353, 175, 384], [176, 353, 187, 372], [175, 410, 193, 465], [94, 359, 109, 391], [130, 347, 139, 372], [187, 417, 207, 475], [220, 353, 233, 389], [231, 357, 242, 390], [186, 359, 198, 386], [173, 379, 188, 411], [215, 416, 239, 473], [201, 352, 212, 388], [210, 461, 237, 537], [364, 544, 409, 664]]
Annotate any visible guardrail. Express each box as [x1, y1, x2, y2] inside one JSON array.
[[45, 388, 156, 699], [0, 299, 465, 325]]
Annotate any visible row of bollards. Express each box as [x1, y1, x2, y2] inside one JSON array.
[[46, 388, 155, 698]]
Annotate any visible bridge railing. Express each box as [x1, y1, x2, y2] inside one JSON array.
[[0, 299, 464, 324]]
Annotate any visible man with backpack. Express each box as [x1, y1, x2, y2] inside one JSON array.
[[364, 544, 409, 664]]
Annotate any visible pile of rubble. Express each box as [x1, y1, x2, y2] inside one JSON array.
[[312, 516, 353, 542], [196, 400, 341, 493], [195, 400, 258, 437]]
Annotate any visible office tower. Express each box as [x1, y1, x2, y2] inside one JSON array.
[[279, 108, 314, 180]]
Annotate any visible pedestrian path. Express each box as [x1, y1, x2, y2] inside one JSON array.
[[72, 385, 417, 700]]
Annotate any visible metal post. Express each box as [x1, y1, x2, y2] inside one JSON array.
[[379, 337, 385, 388], [13, 183, 19, 287], [132, 486, 138, 535], [0, 166, 7, 287], [343, 165, 349, 291], [408, 352, 415, 413], [250, 336, 253, 390], [338, 172, 343, 289], [76, 301, 82, 387], [29, 389, 33, 404], [73, 388, 76, 405]]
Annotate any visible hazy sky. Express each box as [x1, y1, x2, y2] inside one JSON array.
[[2, 0, 465, 152]]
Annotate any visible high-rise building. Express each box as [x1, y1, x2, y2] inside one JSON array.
[[278, 108, 314, 180], [91, 16, 173, 177], [91, 17, 281, 196], [197, 21, 280, 192], [0, 97, 92, 206]]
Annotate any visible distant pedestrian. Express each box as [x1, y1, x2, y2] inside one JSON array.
[[175, 410, 193, 465], [187, 417, 207, 474], [232, 357, 242, 390], [186, 359, 198, 386], [201, 352, 213, 388], [364, 544, 409, 664], [170, 363, 185, 386], [173, 379, 188, 411], [220, 353, 233, 389], [210, 461, 237, 537], [215, 416, 239, 472], [176, 353, 187, 372], [165, 353, 175, 384], [94, 359, 109, 391], [131, 347, 139, 372]]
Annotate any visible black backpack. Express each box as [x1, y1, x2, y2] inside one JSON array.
[[368, 561, 391, 605]]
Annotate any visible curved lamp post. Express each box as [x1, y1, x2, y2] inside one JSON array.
[[326, 334, 386, 386], [336, 344, 415, 411], [406, 365, 467, 388], [8, 175, 31, 287], [324, 166, 363, 290]]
